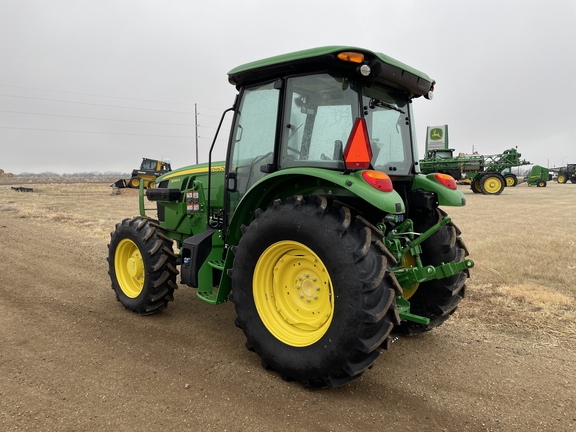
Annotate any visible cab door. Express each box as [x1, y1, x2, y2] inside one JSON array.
[[225, 81, 281, 226]]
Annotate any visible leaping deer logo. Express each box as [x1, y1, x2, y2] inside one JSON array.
[[430, 128, 443, 140]]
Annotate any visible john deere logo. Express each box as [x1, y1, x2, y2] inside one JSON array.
[[430, 128, 443, 140]]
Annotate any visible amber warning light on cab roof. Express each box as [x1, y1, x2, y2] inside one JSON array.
[[337, 51, 371, 76], [337, 51, 364, 63]]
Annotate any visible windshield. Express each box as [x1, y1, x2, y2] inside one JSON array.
[[141, 159, 157, 170], [362, 85, 413, 175]]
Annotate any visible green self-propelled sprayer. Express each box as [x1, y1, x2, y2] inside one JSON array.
[[108, 46, 474, 389]]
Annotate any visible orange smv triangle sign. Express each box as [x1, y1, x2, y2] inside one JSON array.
[[343, 118, 372, 170]]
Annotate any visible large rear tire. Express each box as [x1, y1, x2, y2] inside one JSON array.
[[397, 208, 469, 334], [231, 196, 400, 389], [108, 217, 178, 314]]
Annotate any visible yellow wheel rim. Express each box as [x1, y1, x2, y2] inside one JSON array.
[[130, 178, 140, 188], [253, 241, 334, 347], [483, 176, 502, 194], [114, 238, 145, 298], [558, 175, 566, 183], [401, 253, 419, 300], [505, 176, 515, 187]]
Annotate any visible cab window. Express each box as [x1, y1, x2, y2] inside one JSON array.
[[280, 74, 359, 170], [362, 85, 413, 175]]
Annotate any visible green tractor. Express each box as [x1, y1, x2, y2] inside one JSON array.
[[556, 164, 576, 184], [108, 46, 474, 389]]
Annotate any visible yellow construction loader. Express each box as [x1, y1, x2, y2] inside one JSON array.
[[112, 158, 172, 189]]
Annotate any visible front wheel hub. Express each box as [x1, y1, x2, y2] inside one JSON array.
[[127, 255, 144, 278]]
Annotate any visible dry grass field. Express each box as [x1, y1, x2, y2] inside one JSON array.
[[1, 178, 575, 431], [447, 182, 576, 342]]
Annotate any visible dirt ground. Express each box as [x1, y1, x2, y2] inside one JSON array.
[[0, 181, 575, 431]]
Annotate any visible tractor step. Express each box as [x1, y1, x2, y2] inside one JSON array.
[[208, 260, 225, 270], [196, 260, 226, 305], [196, 290, 219, 305]]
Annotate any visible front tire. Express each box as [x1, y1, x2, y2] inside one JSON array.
[[108, 217, 178, 314], [480, 173, 505, 195], [231, 196, 400, 389], [397, 208, 470, 334]]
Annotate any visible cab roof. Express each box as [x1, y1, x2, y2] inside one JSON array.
[[228, 46, 435, 98]]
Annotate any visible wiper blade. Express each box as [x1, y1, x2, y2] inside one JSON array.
[[369, 98, 405, 114]]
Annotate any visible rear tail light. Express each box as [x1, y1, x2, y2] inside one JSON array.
[[434, 173, 457, 190], [362, 170, 393, 192]]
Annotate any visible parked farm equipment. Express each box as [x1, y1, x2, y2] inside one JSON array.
[[107, 46, 474, 388], [524, 165, 550, 187], [111, 158, 172, 189], [11, 186, 34, 192], [419, 147, 531, 195], [556, 164, 576, 184]]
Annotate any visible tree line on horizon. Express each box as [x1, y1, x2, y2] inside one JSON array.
[[13, 171, 130, 177]]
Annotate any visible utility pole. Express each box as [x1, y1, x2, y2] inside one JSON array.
[[195, 103, 199, 165]]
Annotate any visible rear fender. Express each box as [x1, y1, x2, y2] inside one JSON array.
[[226, 167, 405, 246], [411, 173, 466, 207], [218, 168, 405, 300]]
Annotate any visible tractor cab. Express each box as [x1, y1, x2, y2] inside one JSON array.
[[225, 72, 416, 208], [426, 149, 456, 160], [219, 47, 463, 241], [140, 158, 172, 172]]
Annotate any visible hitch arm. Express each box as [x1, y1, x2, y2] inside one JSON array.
[[399, 216, 451, 258], [394, 258, 474, 288]]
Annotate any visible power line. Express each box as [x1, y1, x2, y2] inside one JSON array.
[[0, 83, 196, 107], [197, 112, 223, 120], [0, 125, 193, 138], [197, 105, 231, 114], [0, 93, 195, 115], [0, 109, 194, 127]]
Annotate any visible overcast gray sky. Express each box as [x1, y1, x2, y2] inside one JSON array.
[[1, 0, 575, 174]]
